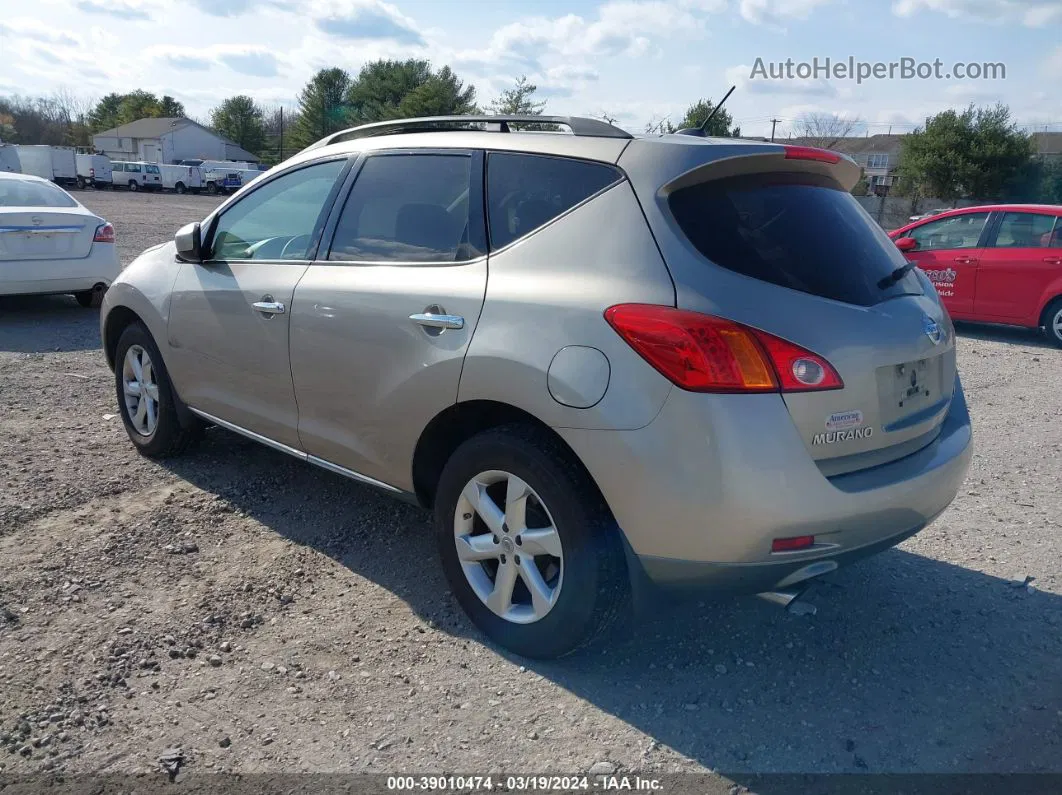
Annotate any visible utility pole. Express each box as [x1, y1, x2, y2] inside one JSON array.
[[279, 106, 284, 162], [770, 118, 780, 142]]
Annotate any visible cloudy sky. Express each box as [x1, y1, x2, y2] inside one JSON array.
[[0, 0, 1060, 138]]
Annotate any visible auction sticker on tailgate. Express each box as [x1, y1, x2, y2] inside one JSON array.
[[889, 204, 1062, 346]]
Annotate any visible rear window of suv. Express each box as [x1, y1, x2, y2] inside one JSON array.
[[668, 172, 922, 306]]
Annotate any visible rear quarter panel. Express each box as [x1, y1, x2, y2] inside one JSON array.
[[458, 180, 675, 430]]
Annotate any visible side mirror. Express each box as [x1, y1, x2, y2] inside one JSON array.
[[895, 236, 917, 252], [175, 222, 203, 262]]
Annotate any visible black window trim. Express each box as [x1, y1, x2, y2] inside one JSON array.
[[201, 154, 356, 264], [484, 150, 626, 254], [318, 148, 487, 268]]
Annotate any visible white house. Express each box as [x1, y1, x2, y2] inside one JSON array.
[[92, 117, 259, 165]]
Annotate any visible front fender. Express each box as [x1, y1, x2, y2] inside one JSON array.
[[100, 241, 183, 369]]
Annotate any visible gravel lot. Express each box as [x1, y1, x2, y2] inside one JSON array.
[[1, 190, 1060, 785]]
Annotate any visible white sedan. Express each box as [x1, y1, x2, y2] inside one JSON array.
[[0, 171, 120, 307]]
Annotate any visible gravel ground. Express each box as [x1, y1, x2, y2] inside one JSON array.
[[1, 190, 1060, 785]]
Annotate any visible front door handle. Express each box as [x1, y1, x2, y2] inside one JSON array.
[[953, 256, 977, 264], [253, 299, 286, 315], [410, 312, 464, 330], [1044, 256, 1061, 265]]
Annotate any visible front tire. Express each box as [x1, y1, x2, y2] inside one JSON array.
[[1044, 298, 1062, 348], [206, 182, 218, 195], [434, 425, 628, 659], [114, 323, 199, 458]]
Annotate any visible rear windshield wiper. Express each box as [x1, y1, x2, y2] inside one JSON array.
[[878, 262, 917, 290]]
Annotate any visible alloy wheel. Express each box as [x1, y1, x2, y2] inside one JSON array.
[[453, 470, 564, 625], [122, 344, 160, 437]]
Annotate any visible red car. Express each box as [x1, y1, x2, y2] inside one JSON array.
[[889, 204, 1062, 347]]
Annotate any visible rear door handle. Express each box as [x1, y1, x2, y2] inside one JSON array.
[[409, 312, 464, 330], [1043, 256, 1061, 264], [253, 300, 286, 315], [953, 256, 977, 264]]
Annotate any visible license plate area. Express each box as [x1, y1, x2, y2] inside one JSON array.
[[876, 355, 945, 426]]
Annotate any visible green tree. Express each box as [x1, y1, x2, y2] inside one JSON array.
[[677, 97, 740, 137], [117, 90, 162, 124], [210, 95, 266, 156], [900, 104, 1033, 202], [488, 75, 545, 115], [292, 68, 352, 149], [87, 93, 124, 132], [159, 95, 185, 117], [346, 59, 477, 123]]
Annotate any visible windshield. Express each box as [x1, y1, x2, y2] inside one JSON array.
[[0, 179, 77, 208], [669, 172, 923, 306]]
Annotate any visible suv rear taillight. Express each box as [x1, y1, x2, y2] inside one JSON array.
[[93, 222, 115, 243], [604, 304, 843, 394]]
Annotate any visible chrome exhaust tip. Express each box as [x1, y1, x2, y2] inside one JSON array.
[[757, 589, 817, 615]]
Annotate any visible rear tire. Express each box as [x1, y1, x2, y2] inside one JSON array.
[[128, 180, 139, 192], [175, 182, 186, 194], [1044, 298, 1062, 348], [433, 424, 628, 659], [74, 285, 105, 308], [76, 176, 86, 190], [113, 323, 200, 458], [206, 182, 218, 195]]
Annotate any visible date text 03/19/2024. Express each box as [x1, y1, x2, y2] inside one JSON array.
[[386, 775, 665, 791]]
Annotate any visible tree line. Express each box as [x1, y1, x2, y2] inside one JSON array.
[[897, 104, 1061, 204], [0, 59, 740, 166]]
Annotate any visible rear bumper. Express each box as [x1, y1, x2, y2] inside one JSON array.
[[0, 250, 121, 296], [558, 376, 972, 592]]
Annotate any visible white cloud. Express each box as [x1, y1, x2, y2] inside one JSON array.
[[458, 0, 726, 68], [311, 0, 425, 45], [726, 62, 839, 97], [738, 0, 835, 26], [1043, 45, 1062, 76], [892, 0, 1062, 26]]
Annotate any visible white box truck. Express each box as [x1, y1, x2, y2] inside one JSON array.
[[159, 163, 203, 194], [0, 144, 20, 173], [14, 145, 78, 186], [75, 154, 113, 189]]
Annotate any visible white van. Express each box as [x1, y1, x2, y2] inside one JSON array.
[[158, 163, 202, 194], [0, 144, 20, 173], [75, 154, 113, 189], [111, 161, 162, 192]]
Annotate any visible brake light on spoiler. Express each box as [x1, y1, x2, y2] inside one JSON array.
[[783, 145, 841, 164], [604, 304, 843, 394]]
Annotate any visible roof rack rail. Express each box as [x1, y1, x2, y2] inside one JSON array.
[[302, 115, 632, 152]]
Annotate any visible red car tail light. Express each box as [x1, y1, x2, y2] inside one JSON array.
[[772, 535, 815, 552], [93, 222, 115, 243], [604, 304, 843, 394], [783, 145, 841, 164]]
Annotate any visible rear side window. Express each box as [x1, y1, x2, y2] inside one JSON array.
[[669, 172, 921, 307], [990, 212, 1058, 248], [328, 154, 473, 263], [487, 153, 621, 250]]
